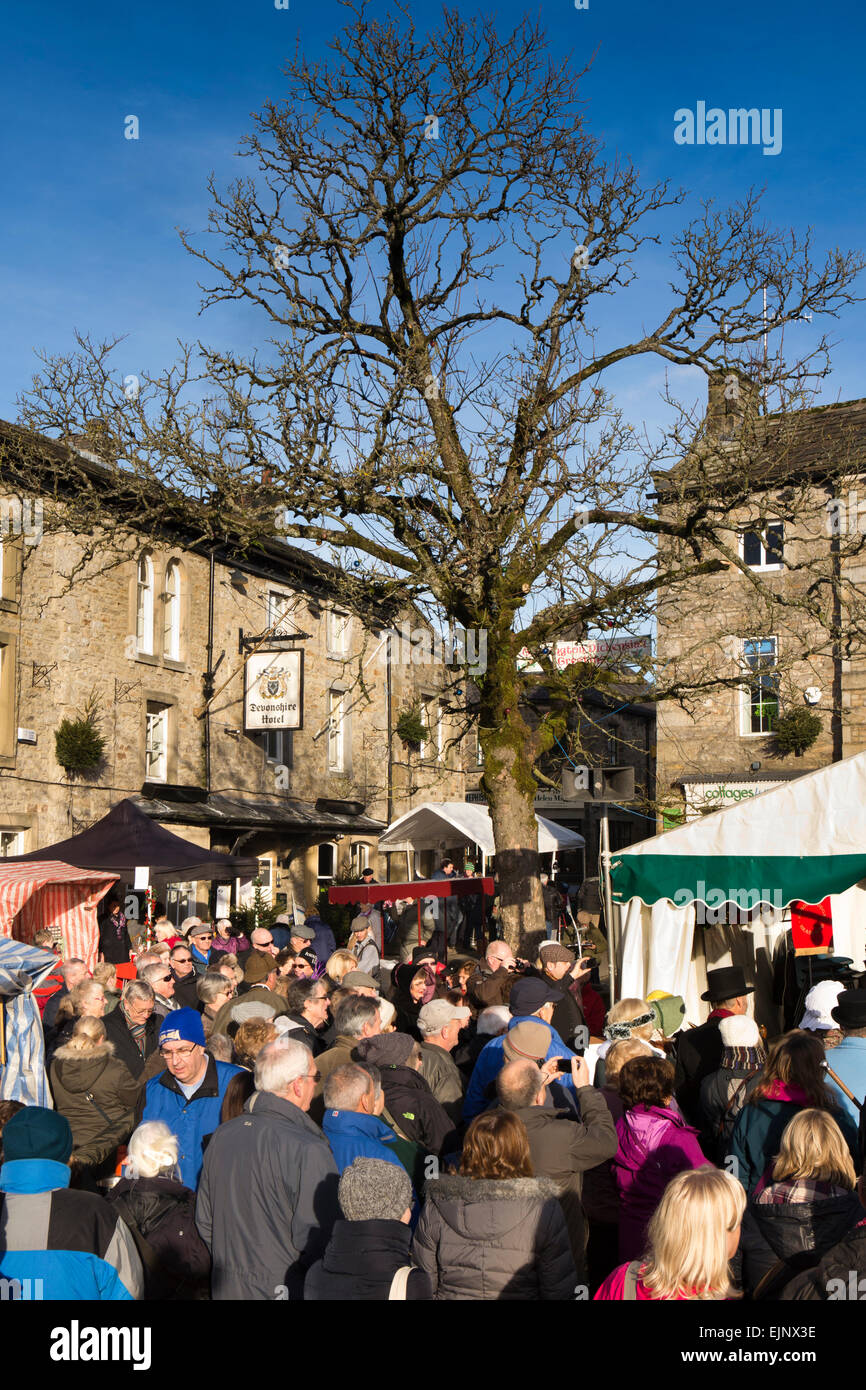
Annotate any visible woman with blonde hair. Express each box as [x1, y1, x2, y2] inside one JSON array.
[[47, 979, 108, 1059], [595, 1166, 745, 1300], [729, 1030, 859, 1193], [738, 1108, 865, 1298], [323, 948, 358, 990], [49, 1015, 139, 1181]]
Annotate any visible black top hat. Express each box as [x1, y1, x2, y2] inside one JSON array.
[[700, 965, 755, 1003], [831, 989, 866, 1030]]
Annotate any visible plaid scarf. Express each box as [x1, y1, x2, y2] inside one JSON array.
[[756, 1177, 850, 1205], [122, 1003, 147, 1055]]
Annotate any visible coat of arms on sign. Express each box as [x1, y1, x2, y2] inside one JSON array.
[[259, 666, 289, 701]]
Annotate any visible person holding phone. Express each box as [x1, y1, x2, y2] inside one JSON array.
[[496, 1053, 619, 1277]]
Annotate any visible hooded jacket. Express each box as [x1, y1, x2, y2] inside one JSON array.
[[613, 1105, 707, 1259], [196, 1089, 340, 1300], [142, 1055, 242, 1189], [305, 1219, 432, 1300], [411, 1173, 576, 1300], [49, 1040, 140, 1170], [370, 1063, 457, 1156], [322, 1108, 405, 1173], [106, 1174, 211, 1299], [738, 1181, 865, 1295], [0, 1158, 143, 1300]]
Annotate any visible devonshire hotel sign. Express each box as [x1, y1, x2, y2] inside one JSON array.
[[244, 650, 304, 730]]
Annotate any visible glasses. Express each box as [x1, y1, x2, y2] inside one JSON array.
[[174, 956, 192, 964], [301, 1069, 320, 1085], [259, 939, 274, 948], [159, 1044, 200, 1058], [194, 934, 214, 941], [159, 975, 172, 983]]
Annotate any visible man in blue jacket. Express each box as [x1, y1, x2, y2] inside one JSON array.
[[0, 1107, 143, 1300], [463, 978, 575, 1120], [322, 1063, 405, 1173], [825, 990, 866, 1133], [142, 1008, 241, 1188]]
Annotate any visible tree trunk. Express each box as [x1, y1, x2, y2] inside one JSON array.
[[480, 665, 547, 957]]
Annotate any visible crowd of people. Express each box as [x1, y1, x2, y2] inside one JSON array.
[[2, 894, 866, 1303]]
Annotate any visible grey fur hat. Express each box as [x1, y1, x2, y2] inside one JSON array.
[[338, 1157, 412, 1222]]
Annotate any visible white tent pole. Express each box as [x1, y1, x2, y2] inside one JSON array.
[[406, 849, 413, 881], [600, 805, 617, 1003]]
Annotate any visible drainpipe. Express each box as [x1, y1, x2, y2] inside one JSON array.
[[203, 550, 216, 793]]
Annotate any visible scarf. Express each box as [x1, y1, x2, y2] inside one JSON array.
[[122, 1003, 147, 1055], [719, 1045, 765, 1072], [760, 1080, 814, 1106]]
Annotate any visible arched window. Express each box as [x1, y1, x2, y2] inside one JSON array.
[[136, 554, 154, 655], [317, 843, 337, 882], [163, 560, 182, 660]]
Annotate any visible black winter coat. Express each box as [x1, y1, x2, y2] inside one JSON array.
[[107, 1175, 211, 1299], [780, 1219, 866, 1299], [698, 1055, 764, 1162], [281, 1011, 327, 1057], [675, 1017, 724, 1123], [103, 1007, 161, 1080], [304, 1219, 433, 1300], [737, 1186, 866, 1296], [375, 1063, 458, 1156]]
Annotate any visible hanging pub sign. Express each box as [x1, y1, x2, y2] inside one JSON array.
[[244, 649, 304, 731]]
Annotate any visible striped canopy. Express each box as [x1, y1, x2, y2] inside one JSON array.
[[611, 751, 866, 909], [0, 860, 119, 970]]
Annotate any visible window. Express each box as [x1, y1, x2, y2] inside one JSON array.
[[742, 638, 779, 735], [145, 701, 170, 781], [136, 555, 154, 654], [262, 729, 292, 766], [327, 608, 350, 656], [740, 523, 784, 571], [328, 689, 347, 772], [268, 590, 294, 636], [163, 561, 181, 660], [317, 843, 336, 881], [0, 829, 21, 857], [351, 842, 370, 874]]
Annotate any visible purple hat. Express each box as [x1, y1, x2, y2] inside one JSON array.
[[158, 1007, 205, 1047]]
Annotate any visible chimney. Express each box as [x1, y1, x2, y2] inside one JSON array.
[[705, 370, 760, 441]]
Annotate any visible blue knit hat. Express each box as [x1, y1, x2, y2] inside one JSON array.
[[3, 1106, 73, 1163], [158, 1007, 205, 1046]]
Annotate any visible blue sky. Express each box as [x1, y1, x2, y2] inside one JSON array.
[[2, 0, 865, 432]]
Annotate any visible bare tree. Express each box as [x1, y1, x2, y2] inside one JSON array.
[[12, 3, 866, 948]]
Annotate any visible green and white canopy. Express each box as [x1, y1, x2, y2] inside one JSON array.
[[611, 751, 866, 909]]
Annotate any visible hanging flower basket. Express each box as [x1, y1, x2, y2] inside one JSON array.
[[774, 707, 822, 757], [396, 707, 428, 750], [55, 704, 106, 776]]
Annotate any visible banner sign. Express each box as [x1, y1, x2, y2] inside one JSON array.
[[244, 649, 304, 731], [517, 635, 651, 673], [791, 897, 834, 956]]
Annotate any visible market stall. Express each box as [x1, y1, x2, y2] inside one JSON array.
[[0, 938, 60, 1105], [609, 752, 866, 1028], [376, 800, 585, 863], [0, 859, 119, 971]]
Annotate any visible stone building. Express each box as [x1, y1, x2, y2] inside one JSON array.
[[0, 422, 469, 918], [655, 374, 866, 823]]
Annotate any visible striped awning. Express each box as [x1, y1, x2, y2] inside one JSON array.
[[0, 860, 119, 970]]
